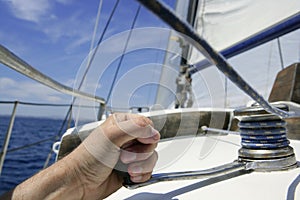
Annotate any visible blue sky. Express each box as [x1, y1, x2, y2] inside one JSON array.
[[0, 0, 299, 119], [0, 0, 175, 118]]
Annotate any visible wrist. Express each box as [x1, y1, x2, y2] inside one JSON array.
[[67, 138, 120, 199]]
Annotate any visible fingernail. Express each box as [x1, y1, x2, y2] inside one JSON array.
[[152, 129, 160, 140]]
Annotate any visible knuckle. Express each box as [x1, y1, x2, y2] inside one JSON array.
[[135, 117, 150, 127]]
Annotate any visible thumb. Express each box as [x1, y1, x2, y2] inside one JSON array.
[[117, 116, 160, 146], [103, 113, 160, 147], [81, 113, 160, 169], [81, 126, 121, 169]]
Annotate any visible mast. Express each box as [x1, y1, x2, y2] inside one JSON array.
[[154, 0, 199, 109], [181, 0, 199, 64], [175, 0, 198, 108]]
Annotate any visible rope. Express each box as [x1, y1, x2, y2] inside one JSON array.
[[201, 126, 240, 135], [239, 117, 289, 149], [106, 5, 142, 103]]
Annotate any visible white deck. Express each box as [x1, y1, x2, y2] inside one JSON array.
[[106, 135, 300, 200]]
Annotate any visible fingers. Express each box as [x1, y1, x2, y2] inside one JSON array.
[[119, 140, 158, 183], [137, 128, 160, 144], [99, 113, 160, 183], [127, 151, 158, 183], [120, 142, 158, 164], [101, 113, 160, 147], [113, 113, 154, 127], [115, 114, 156, 141]]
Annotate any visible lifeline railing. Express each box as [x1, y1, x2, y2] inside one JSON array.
[[0, 101, 75, 175], [0, 44, 106, 106], [0, 44, 107, 176], [0, 100, 147, 176]]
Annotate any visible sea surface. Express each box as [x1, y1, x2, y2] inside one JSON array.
[[0, 116, 73, 195]]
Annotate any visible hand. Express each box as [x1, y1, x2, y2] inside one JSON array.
[[0, 113, 160, 200], [73, 113, 160, 199]]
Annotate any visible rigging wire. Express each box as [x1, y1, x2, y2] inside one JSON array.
[[277, 38, 285, 70], [265, 40, 274, 97], [0, 102, 73, 169], [106, 5, 142, 103], [146, 49, 164, 107], [76, 0, 120, 92], [0, 100, 71, 107], [198, 0, 206, 37], [43, 105, 73, 169], [1, 0, 114, 168], [86, 0, 103, 69], [224, 76, 228, 108], [137, 0, 292, 118], [71, 0, 120, 123], [2, 137, 56, 154], [0, 100, 131, 111], [0, 1, 135, 173], [147, 0, 172, 107], [9, 1, 121, 161]]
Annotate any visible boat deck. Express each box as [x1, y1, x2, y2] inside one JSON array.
[[106, 134, 300, 200]]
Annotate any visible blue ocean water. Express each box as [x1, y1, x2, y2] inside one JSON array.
[[0, 116, 71, 195]]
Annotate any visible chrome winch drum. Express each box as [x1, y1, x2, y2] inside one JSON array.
[[235, 104, 298, 171]]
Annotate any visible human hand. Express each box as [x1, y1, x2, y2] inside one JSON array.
[[0, 113, 159, 200], [72, 113, 160, 199]]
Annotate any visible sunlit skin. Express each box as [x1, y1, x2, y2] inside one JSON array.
[[0, 113, 160, 200]]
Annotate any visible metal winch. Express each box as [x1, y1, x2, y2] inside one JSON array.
[[235, 104, 297, 171], [122, 104, 298, 189]]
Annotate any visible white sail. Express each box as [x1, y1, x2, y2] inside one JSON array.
[[190, 0, 300, 64], [155, 0, 299, 110], [154, 0, 191, 109], [184, 0, 300, 109]]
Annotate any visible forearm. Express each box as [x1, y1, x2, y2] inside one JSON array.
[[0, 129, 122, 200], [10, 154, 85, 200], [0, 114, 159, 200]]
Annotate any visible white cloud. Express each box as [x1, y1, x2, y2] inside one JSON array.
[[0, 77, 71, 103], [66, 34, 91, 51], [0, 77, 15, 88], [6, 0, 51, 23], [4, 0, 97, 55], [0, 77, 103, 104], [40, 11, 95, 52]]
